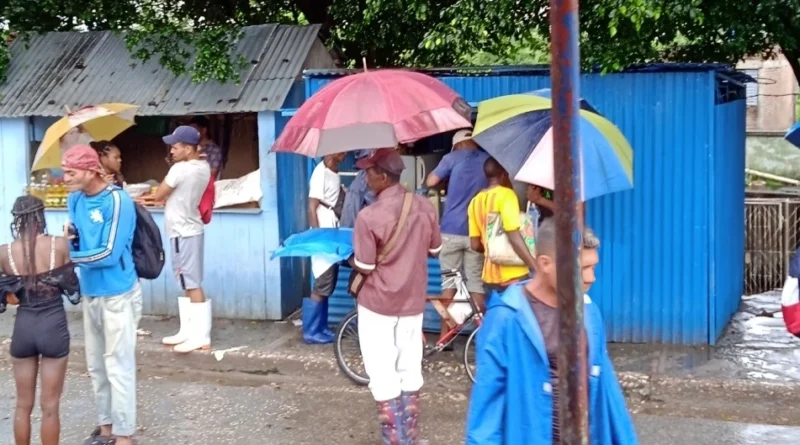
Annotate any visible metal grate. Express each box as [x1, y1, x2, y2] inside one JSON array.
[[744, 198, 800, 294]]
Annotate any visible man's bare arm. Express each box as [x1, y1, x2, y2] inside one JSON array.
[[507, 230, 536, 273], [308, 198, 321, 228], [470, 236, 484, 253]]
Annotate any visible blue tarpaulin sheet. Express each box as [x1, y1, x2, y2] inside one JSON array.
[[271, 228, 354, 263]]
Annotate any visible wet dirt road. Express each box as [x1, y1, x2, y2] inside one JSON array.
[[1, 363, 799, 445]]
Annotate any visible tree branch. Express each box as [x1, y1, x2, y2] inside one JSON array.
[[293, 0, 335, 39], [783, 48, 800, 90]]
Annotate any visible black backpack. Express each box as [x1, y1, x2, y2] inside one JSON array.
[[132, 203, 165, 279]]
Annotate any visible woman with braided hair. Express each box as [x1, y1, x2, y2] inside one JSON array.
[[90, 140, 125, 188], [0, 195, 79, 445]]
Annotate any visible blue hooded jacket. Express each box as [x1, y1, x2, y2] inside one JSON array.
[[466, 284, 638, 445], [68, 186, 137, 297]]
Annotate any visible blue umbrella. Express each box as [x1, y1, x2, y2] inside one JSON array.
[[785, 121, 800, 148], [472, 89, 606, 179], [472, 89, 633, 201]]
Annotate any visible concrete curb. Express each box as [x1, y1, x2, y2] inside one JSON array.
[[617, 370, 800, 407]]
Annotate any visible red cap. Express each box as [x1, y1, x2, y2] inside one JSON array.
[[355, 148, 405, 175], [62, 144, 104, 174]]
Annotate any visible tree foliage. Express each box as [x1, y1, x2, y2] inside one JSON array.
[[0, 0, 796, 85], [581, 0, 800, 82], [425, 0, 800, 82]]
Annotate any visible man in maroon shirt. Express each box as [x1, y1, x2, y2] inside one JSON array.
[[350, 148, 442, 445]]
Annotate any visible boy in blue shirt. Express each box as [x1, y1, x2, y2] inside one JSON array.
[[63, 145, 139, 445]]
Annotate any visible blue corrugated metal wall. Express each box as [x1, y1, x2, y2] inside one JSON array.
[[305, 69, 745, 344], [44, 209, 276, 319], [329, 262, 446, 332], [0, 119, 29, 234], [709, 99, 746, 343], [275, 113, 312, 316]]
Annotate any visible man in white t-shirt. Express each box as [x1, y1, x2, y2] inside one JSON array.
[[304, 153, 346, 344], [149, 126, 212, 353]]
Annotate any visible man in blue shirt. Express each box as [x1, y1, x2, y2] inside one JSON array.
[[62, 145, 139, 445], [339, 149, 376, 228], [426, 130, 489, 344]]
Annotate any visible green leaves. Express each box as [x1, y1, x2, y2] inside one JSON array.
[[0, 30, 11, 85], [0, 0, 799, 85]]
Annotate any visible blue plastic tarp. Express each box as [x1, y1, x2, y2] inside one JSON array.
[[786, 121, 800, 148], [270, 228, 354, 263]]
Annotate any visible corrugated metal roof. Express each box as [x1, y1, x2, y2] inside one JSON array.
[[0, 24, 324, 117]]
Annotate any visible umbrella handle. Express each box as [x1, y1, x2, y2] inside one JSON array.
[[362, 57, 368, 72], [64, 105, 72, 114]]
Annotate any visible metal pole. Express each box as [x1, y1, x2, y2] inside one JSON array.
[[550, 0, 588, 443]]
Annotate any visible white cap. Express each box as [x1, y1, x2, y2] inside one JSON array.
[[452, 129, 473, 147]]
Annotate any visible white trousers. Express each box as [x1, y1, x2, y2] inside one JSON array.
[[83, 283, 142, 437], [358, 305, 424, 402]]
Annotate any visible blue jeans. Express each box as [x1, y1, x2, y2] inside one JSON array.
[[83, 282, 142, 437]]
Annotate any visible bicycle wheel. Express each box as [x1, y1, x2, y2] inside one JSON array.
[[333, 309, 370, 386], [464, 326, 479, 383]]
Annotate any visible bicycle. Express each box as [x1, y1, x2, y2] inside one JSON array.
[[333, 269, 484, 386]]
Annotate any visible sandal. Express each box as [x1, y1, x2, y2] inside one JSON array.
[[104, 437, 139, 445], [83, 427, 113, 445]]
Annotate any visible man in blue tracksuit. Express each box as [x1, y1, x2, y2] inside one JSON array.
[[466, 218, 638, 445], [62, 145, 139, 445]]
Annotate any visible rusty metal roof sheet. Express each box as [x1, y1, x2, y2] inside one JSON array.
[[0, 24, 323, 117]]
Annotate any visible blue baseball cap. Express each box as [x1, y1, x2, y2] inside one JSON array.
[[355, 148, 405, 175], [354, 149, 373, 160], [163, 125, 200, 146]]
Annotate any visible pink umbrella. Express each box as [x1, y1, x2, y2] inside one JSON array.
[[272, 70, 472, 157]]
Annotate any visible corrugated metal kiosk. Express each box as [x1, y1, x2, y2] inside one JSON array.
[[0, 24, 335, 321], [302, 65, 747, 345]]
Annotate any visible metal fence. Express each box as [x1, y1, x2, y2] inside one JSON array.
[[745, 197, 800, 295]]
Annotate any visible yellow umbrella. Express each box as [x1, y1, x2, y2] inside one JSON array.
[[33, 103, 138, 171]]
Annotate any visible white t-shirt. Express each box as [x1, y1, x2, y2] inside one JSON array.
[[308, 162, 341, 229], [309, 162, 341, 278], [164, 159, 211, 239]]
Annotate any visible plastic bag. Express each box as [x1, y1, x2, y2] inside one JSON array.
[[780, 276, 800, 336], [486, 212, 535, 266], [446, 284, 474, 325], [214, 170, 262, 209]]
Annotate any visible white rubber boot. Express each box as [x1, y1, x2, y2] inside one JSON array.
[[174, 300, 212, 353], [162, 297, 191, 345]]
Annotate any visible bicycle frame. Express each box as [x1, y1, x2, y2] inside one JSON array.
[[430, 311, 482, 351], [427, 269, 484, 352], [334, 268, 484, 385]]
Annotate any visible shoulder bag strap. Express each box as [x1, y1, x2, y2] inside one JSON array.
[[377, 193, 413, 262]]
